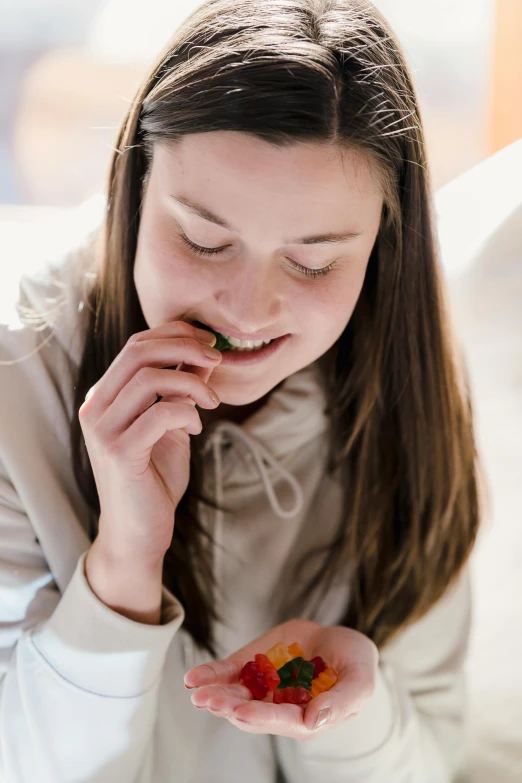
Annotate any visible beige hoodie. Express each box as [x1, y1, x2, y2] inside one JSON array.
[[0, 239, 472, 782]]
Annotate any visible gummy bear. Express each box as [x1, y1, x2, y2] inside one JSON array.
[[293, 659, 315, 691], [310, 666, 339, 698], [266, 642, 293, 670], [254, 654, 280, 691], [273, 686, 311, 705], [276, 657, 304, 689], [287, 642, 305, 659], [310, 656, 327, 678], [240, 661, 269, 700]]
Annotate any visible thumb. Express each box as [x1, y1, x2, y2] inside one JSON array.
[[303, 663, 375, 731]]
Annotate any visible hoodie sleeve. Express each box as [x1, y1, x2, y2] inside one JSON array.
[[273, 565, 472, 783], [0, 455, 186, 783]]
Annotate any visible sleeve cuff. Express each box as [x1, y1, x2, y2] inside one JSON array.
[[29, 549, 185, 697]]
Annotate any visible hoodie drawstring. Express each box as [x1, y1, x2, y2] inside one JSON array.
[[202, 421, 305, 521], [201, 422, 304, 638]]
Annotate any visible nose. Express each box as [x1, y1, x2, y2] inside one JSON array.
[[214, 257, 283, 335]]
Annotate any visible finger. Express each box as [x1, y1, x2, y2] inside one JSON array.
[[303, 661, 375, 731], [112, 399, 203, 455], [190, 683, 252, 708], [98, 367, 219, 438], [132, 321, 216, 346], [229, 700, 309, 739], [184, 658, 241, 689], [177, 361, 219, 384], [81, 334, 221, 421]]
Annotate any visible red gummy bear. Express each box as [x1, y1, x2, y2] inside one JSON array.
[[310, 656, 327, 678], [254, 654, 280, 691], [273, 686, 311, 705], [240, 661, 269, 700]]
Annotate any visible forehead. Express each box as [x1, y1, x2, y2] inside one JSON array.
[[152, 132, 383, 234]]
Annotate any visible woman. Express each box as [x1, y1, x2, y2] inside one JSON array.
[[0, 0, 483, 780]]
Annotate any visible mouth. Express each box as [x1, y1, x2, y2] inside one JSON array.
[[192, 320, 281, 351]]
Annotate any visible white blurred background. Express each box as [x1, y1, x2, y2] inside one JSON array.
[[0, 2, 521, 782]]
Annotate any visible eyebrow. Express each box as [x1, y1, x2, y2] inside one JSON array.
[[168, 195, 363, 245]]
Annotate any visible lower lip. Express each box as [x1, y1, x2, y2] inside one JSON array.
[[218, 333, 291, 365]]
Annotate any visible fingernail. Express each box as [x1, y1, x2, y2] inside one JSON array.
[[208, 387, 220, 405], [192, 665, 217, 685], [200, 333, 217, 346], [313, 706, 331, 730], [204, 346, 221, 360]]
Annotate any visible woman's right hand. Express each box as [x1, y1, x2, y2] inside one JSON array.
[[78, 320, 222, 571]]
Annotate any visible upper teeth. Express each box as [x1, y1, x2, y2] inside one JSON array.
[[224, 335, 273, 348]]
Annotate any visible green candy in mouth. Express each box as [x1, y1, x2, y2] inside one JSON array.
[[194, 322, 232, 351]]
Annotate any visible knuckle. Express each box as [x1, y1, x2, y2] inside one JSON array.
[[126, 331, 144, 345], [78, 400, 91, 421], [149, 400, 166, 419], [125, 338, 145, 356], [134, 365, 154, 386]]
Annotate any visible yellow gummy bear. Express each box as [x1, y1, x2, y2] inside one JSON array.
[[266, 642, 293, 670]]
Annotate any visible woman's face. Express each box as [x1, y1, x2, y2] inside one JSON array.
[[133, 131, 383, 411]]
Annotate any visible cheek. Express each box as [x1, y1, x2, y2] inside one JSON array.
[[302, 269, 364, 340], [135, 227, 205, 321], [139, 219, 199, 288], [330, 262, 367, 315]]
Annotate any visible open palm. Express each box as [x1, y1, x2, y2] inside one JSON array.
[[184, 618, 379, 741]]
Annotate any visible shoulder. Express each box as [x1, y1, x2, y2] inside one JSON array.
[[0, 200, 102, 436], [0, 198, 102, 368]]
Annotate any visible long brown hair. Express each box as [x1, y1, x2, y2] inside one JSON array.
[[49, 0, 485, 657]]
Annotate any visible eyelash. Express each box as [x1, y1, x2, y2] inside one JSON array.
[[179, 233, 337, 279]]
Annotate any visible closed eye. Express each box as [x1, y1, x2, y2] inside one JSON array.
[[179, 233, 338, 279]]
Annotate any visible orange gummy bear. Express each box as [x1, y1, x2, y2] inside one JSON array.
[[310, 666, 339, 698], [287, 642, 305, 659]]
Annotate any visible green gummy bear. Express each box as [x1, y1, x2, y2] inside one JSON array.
[[293, 660, 314, 690], [277, 657, 303, 679], [276, 657, 303, 690]]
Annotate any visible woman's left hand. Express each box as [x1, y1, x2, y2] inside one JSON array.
[[183, 618, 379, 741]]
